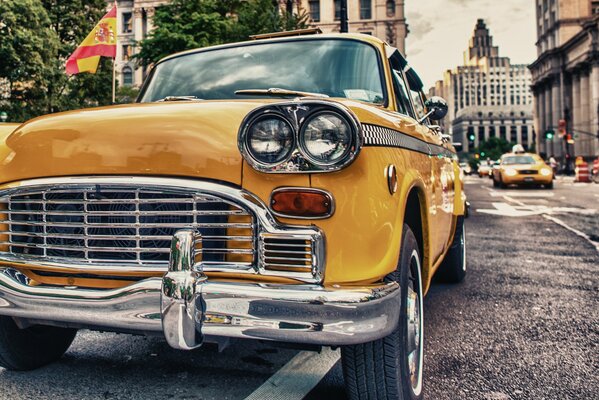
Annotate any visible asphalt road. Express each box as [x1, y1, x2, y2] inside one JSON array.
[[1, 176, 597, 400]]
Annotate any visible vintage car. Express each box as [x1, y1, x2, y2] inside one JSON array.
[[492, 152, 553, 189], [0, 31, 467, 400]]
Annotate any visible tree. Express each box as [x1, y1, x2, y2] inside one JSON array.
[[0, 0, 114, 122], [136, 0, 309, 67], [0, 0, 59, 122], [41, 0, 114, 113]]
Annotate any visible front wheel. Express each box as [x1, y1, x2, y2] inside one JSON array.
[[342, 224, 424, 400], [0, 317, 77, 371]]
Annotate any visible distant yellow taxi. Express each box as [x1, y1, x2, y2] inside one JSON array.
[[492, 153, 553, 189]]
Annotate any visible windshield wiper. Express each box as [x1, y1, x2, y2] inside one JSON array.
[[235, 88, 328, 98], [156, 96, 202, 102]]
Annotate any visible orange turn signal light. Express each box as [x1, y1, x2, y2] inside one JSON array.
[[270, 188, 334, 219]]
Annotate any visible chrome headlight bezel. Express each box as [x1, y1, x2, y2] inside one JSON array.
[[238, 101, 363, 173], [243, 113, 295, 167], [298, 111, 355, 167]]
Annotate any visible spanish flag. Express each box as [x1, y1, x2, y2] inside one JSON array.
[[65, 5, 117, 75]]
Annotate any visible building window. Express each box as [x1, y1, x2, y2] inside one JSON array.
[[510, 125, 518, 143], [334, 0, 341, 20], [478, 126, 485, 143], [123, 66, 133, 85], [360, 0, 372, 19], [122, 45, 132, 61], [500, 126, 506, 139], [489, 126, 496, 137], [122, 12, 132, 33], [386, 0, 396, 16], [309, 0, 320, 22], [593, 1, 599, 15], [522, 126, 528, 144]]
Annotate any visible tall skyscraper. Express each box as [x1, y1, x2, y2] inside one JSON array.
[[431, 20, 534, 153]]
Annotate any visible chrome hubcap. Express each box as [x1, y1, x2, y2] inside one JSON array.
[[406, 250, 423, 396]]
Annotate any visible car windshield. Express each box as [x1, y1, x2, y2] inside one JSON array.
[[502, 156, 536, 165], [139, 39, 385, 104]]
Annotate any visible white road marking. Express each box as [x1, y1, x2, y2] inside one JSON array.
[[498, 195, 599, 253], [543, 215, 599, 252], [489, 191, 554, 198], [244, 348, 340, 400], [476, 202, 546, 217]]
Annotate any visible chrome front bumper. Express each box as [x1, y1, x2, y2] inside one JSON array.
[[0, 230, 400, 348]]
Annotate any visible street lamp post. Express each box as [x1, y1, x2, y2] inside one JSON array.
[[340, 0, 348, 33]]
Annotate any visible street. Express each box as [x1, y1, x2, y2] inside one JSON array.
[[0, 176, 597, 400]]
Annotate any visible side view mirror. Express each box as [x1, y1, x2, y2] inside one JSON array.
[[421, 96, 448, 122]]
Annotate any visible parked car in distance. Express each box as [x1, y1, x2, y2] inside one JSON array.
[[459, 162, 472, 175], [492, 153, 553, 189], [0, 30, 467, 400]]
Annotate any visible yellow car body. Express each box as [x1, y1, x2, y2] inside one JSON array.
[[0, 33, 466, 394], [492, 152, 553, 187]]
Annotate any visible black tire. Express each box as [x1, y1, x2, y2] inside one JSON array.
[[545, 181, 554, 189], [492, 177, 499, 187], [436, 217, 466, 283], [342, 224, 424, 400], [0, 317, 77, 371]]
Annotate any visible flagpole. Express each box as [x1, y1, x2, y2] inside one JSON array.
[[112, 58, 116, 104]]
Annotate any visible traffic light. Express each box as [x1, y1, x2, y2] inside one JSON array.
[[566, 134, 574, 144], [468, 134, 475, 141], [475, 153, 480, 159], [558, 119, 566, 137], [480, 151, 486, 157], [544, 130, 554, 140]]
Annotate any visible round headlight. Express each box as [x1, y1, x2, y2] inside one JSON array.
[[540, 168, 552, 176], [299, 112, 352, 165], [246, 116, 294, 165]]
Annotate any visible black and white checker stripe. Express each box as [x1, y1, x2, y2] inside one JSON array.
[[362, 124, 455, 158]]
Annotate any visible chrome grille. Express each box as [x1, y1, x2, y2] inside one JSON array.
[[260, 234, 314, 275], [518, 170, 537, 175], [0, 185, 254, 268]]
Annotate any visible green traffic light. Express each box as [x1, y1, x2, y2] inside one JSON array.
[[469, 135, 475, 141]]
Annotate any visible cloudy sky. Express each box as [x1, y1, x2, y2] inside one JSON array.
[[405, 0, 537, 89]]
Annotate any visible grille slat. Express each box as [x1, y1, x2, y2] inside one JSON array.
[[261, 234, 313, 274], [0, 185, 255, 268]]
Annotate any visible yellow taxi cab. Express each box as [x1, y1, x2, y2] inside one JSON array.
[[478, 161, 492, 178], [492, 152, 553, 189], [0, 30, 467, 400]]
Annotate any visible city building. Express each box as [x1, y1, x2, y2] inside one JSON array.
[[111, 0, 166, 87], [297, 0, 407, 54], [110, 1, 408, 87], [529, 0, 599, 161], [431, 19, 534, 153]]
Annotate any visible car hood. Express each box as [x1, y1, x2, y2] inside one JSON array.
[[0, 101, 275, 186]]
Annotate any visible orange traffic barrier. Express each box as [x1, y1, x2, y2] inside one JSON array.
[[592, 158, 599, 176], [575, 161, 590, 182]]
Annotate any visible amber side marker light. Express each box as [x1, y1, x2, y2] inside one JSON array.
[[270, 188, 334, 219]]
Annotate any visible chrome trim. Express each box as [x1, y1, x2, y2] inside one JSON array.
[[269, 187, 335, 220], [243, 112, 296, 168], [0, 176, 325, 283], [238, 100, 363, 173], [0, 265, 400, 346]]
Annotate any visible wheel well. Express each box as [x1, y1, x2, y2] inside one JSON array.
[[404, 190, 424, 262]]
